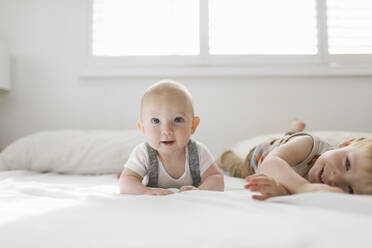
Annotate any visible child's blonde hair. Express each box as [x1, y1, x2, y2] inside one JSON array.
[[349, 137, 372, 167], [349, 137, 372, 193]]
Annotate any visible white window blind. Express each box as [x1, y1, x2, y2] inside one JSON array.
[[92, 0, 199, 56], [327, 0, 372, 54], [208, 0, 318, 55], [89, 0, 372, 74]]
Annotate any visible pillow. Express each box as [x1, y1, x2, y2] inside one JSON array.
[[232, 131, 372, 159], [0, 130, 145, 174]]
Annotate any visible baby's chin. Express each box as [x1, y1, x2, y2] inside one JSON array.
[[306, 171, 315, 183], [307, 164, 319, 183]]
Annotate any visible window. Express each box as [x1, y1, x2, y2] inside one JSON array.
[[86, 0, 372, 76], [327, 0, 372, 54], [209, 0, 317, 55], [92, 0, 199, 56]]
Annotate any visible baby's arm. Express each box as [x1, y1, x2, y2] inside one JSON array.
[[198, 163, 224, 191], [180, 163, 224, 192], [119, 168, 174, 195], [250, 136, 343, 196]]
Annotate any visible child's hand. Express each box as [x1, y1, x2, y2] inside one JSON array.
[[244, 173, 289, 200], [179, 185, 199, 192], [144, 188, 174, 196]]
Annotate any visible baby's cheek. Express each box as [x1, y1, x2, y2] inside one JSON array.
[[146, 132, 160, 147], [177, 130, 191, 145]]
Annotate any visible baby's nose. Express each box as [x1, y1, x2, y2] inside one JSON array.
[[162, 125, 174, 137], [162, 130, 173, 137]]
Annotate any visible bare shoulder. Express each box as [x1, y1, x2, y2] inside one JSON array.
[[287, 135, 313, 147], [271, 135, 313, 167]]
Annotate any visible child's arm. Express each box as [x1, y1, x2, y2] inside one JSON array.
[[179, 163, 224, 192], [247, 136, 343, 196], [198, 163, 224, 191], [259, 155, 343, 194], [245, 173, 290, 200], [119, 168, 174, 195]]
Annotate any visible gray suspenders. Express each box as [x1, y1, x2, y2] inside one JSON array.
[[145, 140, 201, 188], [187, 140, 202, 187], [145, 142, 159, 188]]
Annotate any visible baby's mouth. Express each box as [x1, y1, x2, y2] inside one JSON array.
[[161, 140, 175, 146], [318, 167, 325, 183]]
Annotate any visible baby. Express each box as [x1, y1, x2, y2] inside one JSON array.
[[120, 80, 224, 195], [219, 118, 372, 200]]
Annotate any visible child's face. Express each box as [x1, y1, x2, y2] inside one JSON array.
[[308, 147, 370, 194], [138, 92, 199, 155]]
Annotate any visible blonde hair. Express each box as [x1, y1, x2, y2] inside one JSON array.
[[349, 137, 372, 168], [140, 79, 195, 119], [349, 137, 372, 193]]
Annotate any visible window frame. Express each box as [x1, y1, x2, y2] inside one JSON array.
[[81, 0, 372, 78]]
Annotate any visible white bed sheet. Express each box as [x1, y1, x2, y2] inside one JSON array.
[[1, 171, 372, 248]]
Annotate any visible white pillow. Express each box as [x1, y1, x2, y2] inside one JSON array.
[[232, 131, 372, 159], [0, 130, 145, 174]]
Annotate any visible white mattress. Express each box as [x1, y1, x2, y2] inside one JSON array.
[[1, 171, 372, 248]]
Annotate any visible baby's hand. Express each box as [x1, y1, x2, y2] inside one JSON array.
[[179, 185, 199, 192], [245, 173, 289, 200], [144, 188, 174, 196]]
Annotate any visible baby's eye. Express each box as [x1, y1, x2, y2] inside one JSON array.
[[348, 185, 354, 194], [345, 158, 351, 171], [174, 117, 184, 123], [151, 118, 160, 124]]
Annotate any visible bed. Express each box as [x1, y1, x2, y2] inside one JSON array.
[[1, 130, 372, 248]]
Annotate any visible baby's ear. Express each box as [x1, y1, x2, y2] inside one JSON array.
[[137, 120, 145, 134], [191, 116, 200, 134]]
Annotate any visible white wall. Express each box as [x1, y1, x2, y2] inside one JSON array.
[[1, 0, 372, 156]]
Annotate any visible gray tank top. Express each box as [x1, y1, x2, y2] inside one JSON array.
[[145, 140, 201, 188]]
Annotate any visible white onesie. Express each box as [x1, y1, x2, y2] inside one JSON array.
[[124, 139, 215, 188]]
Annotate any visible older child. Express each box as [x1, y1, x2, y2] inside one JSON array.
[[219, 119, 372, 200], [120, 80, 224, 195]]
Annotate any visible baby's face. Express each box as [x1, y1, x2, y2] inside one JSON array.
[[308, 147, 370, 194], [139, 92, 197, 155]]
